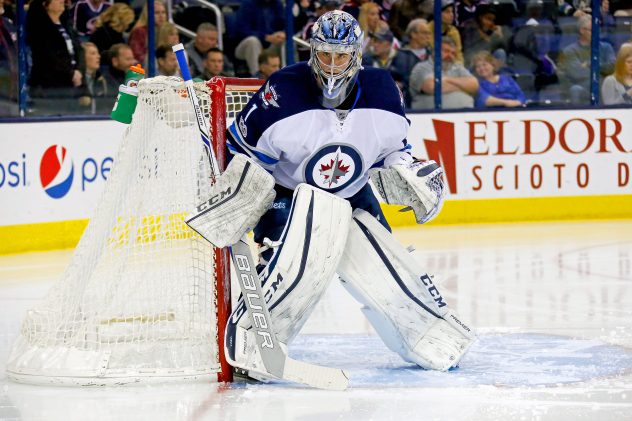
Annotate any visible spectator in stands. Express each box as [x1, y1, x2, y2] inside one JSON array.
[[157, 21, 179, 47], [128, 0, 167, 64], [612, 0, 632, 16], [89, 3, 134, 54], [185, 23, 235, 79], [199, 47, 234, 79], [254, 49, 281, 80], [187, 23, 217, 77], [156, 44, 178, 76], [462, 4, 510, 66], [102, 42, 135, 94], [358, 2, 387, 53], [402, 18, 432, 61], [77, 41, 108, 113], [362, 27, 419, 106], [26, 0, 82, 99], [559, 0, 611, 17], [428, 0, 464, 64], [508, 0, 558, 96], [388, 0, 432, 40], [602, 43, 632, 104], [297, 0, 341, 61], [558, 15, 616, 104], [409, 36, 478, 108], [71, 0, 111, 38], [293, 0, 316, 34], [454, 0, 480, 28], [0, 0, 17, 102], [341, 0, 371, 19], [234, 0, 285, 77], [471, 50, 525, 107]]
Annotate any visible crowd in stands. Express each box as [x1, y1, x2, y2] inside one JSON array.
[[1, 0, 632, 116]]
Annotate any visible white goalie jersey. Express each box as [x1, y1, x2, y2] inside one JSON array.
[[226, 62, 412, 198]]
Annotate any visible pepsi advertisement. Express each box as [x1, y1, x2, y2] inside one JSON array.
[[0, 120, 126, 226]]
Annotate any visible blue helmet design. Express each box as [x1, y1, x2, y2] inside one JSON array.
[[310, 11, 363, 107]]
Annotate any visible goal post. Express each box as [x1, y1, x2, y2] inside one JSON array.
[[207, 76, 263, 383], [6, 76, 263, 386]]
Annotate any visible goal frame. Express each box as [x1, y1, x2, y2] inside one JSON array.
[[207, 77, 263, 383], [4, 76, 264, 386]]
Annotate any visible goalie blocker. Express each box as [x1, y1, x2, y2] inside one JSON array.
[[186, 154, 276, 248]]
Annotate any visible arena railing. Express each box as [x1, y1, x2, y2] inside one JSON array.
[[1, 0, 630, 120]]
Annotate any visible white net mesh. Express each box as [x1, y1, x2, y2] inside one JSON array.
[[6, 76, 259, 385]]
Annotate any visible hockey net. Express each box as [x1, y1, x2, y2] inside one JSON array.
[[6, 76, 263, 385]]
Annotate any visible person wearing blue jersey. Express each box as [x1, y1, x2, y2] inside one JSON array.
[[189, 10, 476, 382]]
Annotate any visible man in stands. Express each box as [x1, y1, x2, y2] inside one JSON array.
[[233, 0, 285, 76], [156, 44, 178, 76], [101, 43, 135, 94], [362, 27, 420, 107], [199, 47, 234, 79], [558, 15, 615, 104], [409, 36, 478, 109], [254, 50, 281, 80], [402, 18, 432, 62], [185, 23, 234, 79]]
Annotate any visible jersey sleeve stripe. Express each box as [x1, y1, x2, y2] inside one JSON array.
[[228, 122, 280, 165]]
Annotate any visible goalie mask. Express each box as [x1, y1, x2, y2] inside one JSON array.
[[309, 10, 363, 108]]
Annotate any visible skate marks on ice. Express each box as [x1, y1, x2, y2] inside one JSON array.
[[288, 333, 632, 388]]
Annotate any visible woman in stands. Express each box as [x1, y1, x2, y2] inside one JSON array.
[[89, 3, 135, 55], [157, 22, 180, 47], [128, 0, 167, 64], [26, 0, 82, 110], [471, 50, 526, 108], [602, 43, 632, 105], [77, 41, 108, 113], [357, 2, 386, 53]]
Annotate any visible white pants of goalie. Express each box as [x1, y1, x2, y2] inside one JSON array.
[[224, 184, 352, 380], [225, 187, 475, 378], [337, 210, 476, 371]]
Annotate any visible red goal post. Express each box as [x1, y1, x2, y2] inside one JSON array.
[[208, 77, 264, 382]]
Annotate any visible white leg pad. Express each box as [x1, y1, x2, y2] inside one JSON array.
[[337, 209, 476, 371], [226, 184, 352, 378]]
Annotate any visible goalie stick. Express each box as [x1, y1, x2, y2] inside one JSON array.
[[172, 44, 349, 391]]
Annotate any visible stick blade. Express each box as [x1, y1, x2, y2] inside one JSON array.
[[283, 358, 349, 391]]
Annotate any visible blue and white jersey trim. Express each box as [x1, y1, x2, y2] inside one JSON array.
[[228, 121, 279, 168]]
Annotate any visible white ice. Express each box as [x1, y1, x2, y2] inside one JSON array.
[[1, 221, 631, 420]]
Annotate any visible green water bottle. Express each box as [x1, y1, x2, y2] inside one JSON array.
[[111, 64, 145, 124]]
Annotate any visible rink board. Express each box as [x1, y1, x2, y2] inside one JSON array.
[[1, 108, 631, 254]]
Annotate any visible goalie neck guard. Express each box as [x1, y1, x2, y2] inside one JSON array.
[[309, 10, 363, 108]]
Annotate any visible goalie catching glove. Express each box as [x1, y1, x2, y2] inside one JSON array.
[[186, 154, 275, 248], [371, 159, 446, 224]]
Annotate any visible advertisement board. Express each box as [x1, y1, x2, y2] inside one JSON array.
[[407, 109, 631, 199], [0, 121, 126, 226], [1, 107, 631, 252]]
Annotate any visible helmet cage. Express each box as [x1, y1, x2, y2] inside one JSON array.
[[309, 11, 363, 104]]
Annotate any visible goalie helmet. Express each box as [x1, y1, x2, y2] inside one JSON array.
[[309, 10, 363, 108]]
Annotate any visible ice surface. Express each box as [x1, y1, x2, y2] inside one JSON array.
[[1, 221, 631, 420]]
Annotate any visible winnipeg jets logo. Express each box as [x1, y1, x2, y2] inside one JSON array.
[[305, 144, 363, 193], [319, 147, 350, 188], [260, 82, 280, 109]]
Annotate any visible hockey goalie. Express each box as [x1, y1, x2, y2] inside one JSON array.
[[187, 11, 476, 383]]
